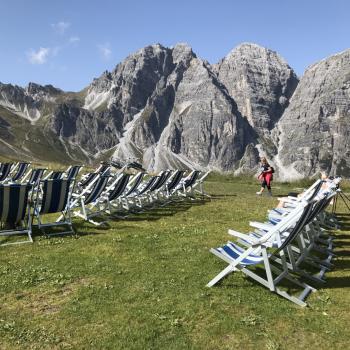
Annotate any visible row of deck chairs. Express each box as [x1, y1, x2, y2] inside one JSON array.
[[207, 177, 342, 307], [0, 161, 210, 246]]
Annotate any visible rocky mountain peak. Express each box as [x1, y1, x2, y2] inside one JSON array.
[[1, 43, 349, 178], [274, 47, 350, 179], [213, 42, 299, 141]]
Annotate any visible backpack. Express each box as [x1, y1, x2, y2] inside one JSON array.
[[270, 167, 275, 174]]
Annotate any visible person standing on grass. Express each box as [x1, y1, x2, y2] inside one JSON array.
[[256, 157, 274, 196]]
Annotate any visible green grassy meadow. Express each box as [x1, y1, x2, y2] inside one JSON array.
[[0, 175, 349, 349]]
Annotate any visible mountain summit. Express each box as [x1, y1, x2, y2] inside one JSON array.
[[0, 43, 349, 178]]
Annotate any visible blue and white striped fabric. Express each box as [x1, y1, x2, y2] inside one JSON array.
[[124, 172, 145, 196], [0, 163, 14, 182], [215, 242, 264, 266], [109, 174, 130, 201], [84, 176, 109, 205], [12, 162, 30, 182], [28, 168, 46, 185], [183, 171, 200, 188], [0, 184, 32, 223], [40, 179, 72, 214], [79, 173, 98, 188], [137, 176, 158, 195], [49, 171, 64, 180], [66, 165, 82, 180], [167, 171, 185, 192], [150, 171, 171, 192]]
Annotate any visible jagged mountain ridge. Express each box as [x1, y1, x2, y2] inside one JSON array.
[[0, 43, 349, 177]]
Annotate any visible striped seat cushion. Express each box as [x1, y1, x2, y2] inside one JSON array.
[[215, 242, 264, 266], [0, 184, 32, 223], [40, 179, 72, 214], [84, 176, 109, 205], [109, 174, 130, 201]]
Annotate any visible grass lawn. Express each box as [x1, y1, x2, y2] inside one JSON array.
[[0, 175, 349, 349]]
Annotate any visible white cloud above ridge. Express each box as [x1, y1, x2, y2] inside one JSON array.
[[27, 47, 50, 64], [98, 42, 112, 60], [69, 36, 80, 43], [51, 21, 70, 34]]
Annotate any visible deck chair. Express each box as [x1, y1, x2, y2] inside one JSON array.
[[70, 174, 110, 225], [137, 171, 174, 207], [165, 171, 185, 197], [119, 172, 145, 210], [190, 171, 211, 198], [44, 165, 82, 181], [23, 168, 46, 185], [239, 182, 333, 283], [173, 170, 201, 198], [0, 163, 14, 182], [77, 165, 110, 192], [103, 174, 131, 214], [148, 171, 172, 198], [65, 165, 82, 180], [48, 171, 64, 180], [10, 162, 30, 182], [34, 179, 76, 236], [0, 183, 33, 246], [82, 173, 132, 218], [207, 200, 317, 307]]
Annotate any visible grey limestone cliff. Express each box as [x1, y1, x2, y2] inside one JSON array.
[[1, 42, 349, 178], [274, 49, 350, 179]]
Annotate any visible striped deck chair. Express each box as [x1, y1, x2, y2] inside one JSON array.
[[165, 170, 185, 197], [84, 173, 131, 217], [207, 201, 317, 307], [172, 170, 200, 199], [127, 161, 145, 172], [237, 181, 333, 283], [65, 165, 82, 180], [71, 175, 110, 225], [130, 175, 160, 208], [119, 172, 145, 210], [49, 171, 64, 180], [44, 165, 82, 181], [190, 171, 211, 198], [0, 183, 33, 246], [149, 171, 172, 194], [34, 179, 75, 236], [79, 172, 98, 188], [142, 171, 173, 205], [10, 162, 30, 182], [104, 173, 131, 214], [0, 163, 14, 182], [24, 168, 46, 185]]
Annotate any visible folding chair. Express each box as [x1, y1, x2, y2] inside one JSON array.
[[119, 172, 145, 210], [33, 179, 76, 236], [65, 165, 82, 180], [0, 163, 14, 182], [70, 174, 110, 225], [23, 168, 46, 185], [0, 183, 33, 246], [207, 201, 317, 307], [10, 162, 30, 182]]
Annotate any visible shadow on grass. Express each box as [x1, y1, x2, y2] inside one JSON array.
[[109, 198, 210, 222], [26, 197, 211, 240], [321, 276, 350, 289]]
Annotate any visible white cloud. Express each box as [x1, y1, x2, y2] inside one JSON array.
[[27, 47, 51, 64], [98, 43, 112, 60], [69, 36, 80, 43], [51, 21, 70, 34]]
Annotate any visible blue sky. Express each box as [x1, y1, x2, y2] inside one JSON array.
[[0, 0, 349, 91]]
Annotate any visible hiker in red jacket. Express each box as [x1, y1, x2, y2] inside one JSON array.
[[256, 157, 274, 196]]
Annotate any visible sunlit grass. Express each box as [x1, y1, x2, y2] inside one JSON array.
[[0, 178, 349, 349]]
